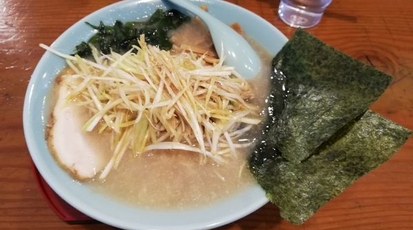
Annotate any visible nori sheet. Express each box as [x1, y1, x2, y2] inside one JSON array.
[[249, 110, 411, 224], [271, 29, 393, 163]]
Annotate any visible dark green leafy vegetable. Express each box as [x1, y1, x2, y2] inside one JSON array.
[[271, 29, 393, 163], [249, 110, 411, 224], [73, 9, 190, 57]]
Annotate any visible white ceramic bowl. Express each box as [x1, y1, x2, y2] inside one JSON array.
[[23, 0, 287, 229]]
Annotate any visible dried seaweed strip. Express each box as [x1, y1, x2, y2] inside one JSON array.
[[249, 110, 411, 225], [272, 29, 392, 163]]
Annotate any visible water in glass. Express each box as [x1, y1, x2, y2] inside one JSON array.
[[278, 0, 332, 28]]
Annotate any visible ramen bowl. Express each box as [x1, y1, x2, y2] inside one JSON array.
[[23, 0, 287, 229]]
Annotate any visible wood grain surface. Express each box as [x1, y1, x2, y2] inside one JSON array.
[[1, 0, 412, 229]]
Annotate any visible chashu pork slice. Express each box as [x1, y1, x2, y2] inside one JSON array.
[[47, 78, 112, 181]]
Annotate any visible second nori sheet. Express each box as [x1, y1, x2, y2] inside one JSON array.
[[249, 110, 411, 224], [271, 29, 393, 163]]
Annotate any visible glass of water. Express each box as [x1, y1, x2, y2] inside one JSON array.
[[278, 0, 332, 28]]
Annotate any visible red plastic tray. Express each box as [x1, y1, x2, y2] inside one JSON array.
[[31, 161, 95, 224]]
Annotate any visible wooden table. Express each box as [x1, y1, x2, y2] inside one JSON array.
[[1, 0, 412, 229]]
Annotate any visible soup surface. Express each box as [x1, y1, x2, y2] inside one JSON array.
[[46, 16, 273, 209], [91, 149, 254, 209]]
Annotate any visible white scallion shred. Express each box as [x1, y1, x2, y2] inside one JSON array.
[[41, 34, 262, 179]]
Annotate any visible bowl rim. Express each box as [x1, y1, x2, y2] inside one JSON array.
[[23, 0, 288, 229]]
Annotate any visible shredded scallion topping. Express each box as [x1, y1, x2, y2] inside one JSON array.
[[41, 35, 261, 179]]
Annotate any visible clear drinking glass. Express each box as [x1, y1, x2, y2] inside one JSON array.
[[278, 0, 332, 28]]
